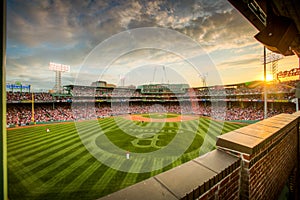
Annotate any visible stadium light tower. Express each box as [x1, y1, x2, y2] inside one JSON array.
[[119, 74, 125, 87], [261, 52, 283, 81], [151, 65, 168, 84], [49, 62, 70, 93], [261, 49, 283, 119], [263, 47, 267, 119], [199, 73, 208, 87]]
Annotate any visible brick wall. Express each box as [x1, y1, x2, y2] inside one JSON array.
[[196, 166, 240, 200], [217, 113, 299, 200]]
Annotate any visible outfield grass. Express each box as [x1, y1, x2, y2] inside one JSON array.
[[7, 115, 247, 200], [140, 113, 178, 119]]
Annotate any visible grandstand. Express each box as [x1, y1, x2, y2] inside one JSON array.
[[6, 80, 298, 127]]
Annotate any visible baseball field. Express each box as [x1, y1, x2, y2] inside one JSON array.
[[7, 114, 247, 200]]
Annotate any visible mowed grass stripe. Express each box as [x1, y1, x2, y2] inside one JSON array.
[[197, 119, 212, 137], [122, 120, 164, 130], [9, 120, 106, 158], [182, 120, 200, 133], [169, 157, 184, 170], [185, 120, 206, 137], [88, 168, 119, 195], [208, 120, 242, 134], [224, 122, 247, 130], [8, 154, 45, 190], [118, 172, 140, 190], [222, 124, 241, 133], [30, 152, 96, 195], [13, 122, 103, 171], [21, 138, 85, 173], [102, 159, 148, 195], [147, 122, 163, 130], [8, 168, 33, 200], [119, 159, 163, 189], [6, 126, 57, 141], [182, 149, 199, 162], [98, 119, 121, 131], [6, 122, 92, 150], [60, 159, 102, 193], [19, 123, 110, 172], [19, 128, 96, 167], [19, 146, 90, 187], [9, 128, 79, 159], [87, 155, 141, 195], [166, 122, 174, 128], [112, 119, 137, 131], [204, 120, 245, 135], [198, 118, 211, 131], [201, 119, 224, 136], [8, 130, 79, 157], [7, 125, 75, 148], [73, 119, 116, 135], [7, 123, 76, 144], [118, 158, 154, 189], [63, 151, 133, 194], [197, 119, 224, 154], [150, 158, 164, 176]]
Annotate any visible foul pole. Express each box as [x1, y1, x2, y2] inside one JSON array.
[[31, 93, 35, 124]]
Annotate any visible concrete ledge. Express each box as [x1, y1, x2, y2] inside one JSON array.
[[99, 177, 178, 200], [194, 149, 240, 174], [155, 160, 216, 199], [99, 150, 240, 200], [216, 113, 298, 155]]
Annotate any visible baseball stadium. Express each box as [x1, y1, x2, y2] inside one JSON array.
[[5, 78, 299, 199], [3, 0, 300, 200]]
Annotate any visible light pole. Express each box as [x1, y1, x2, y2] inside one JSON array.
[[263, 46, 268, 119]]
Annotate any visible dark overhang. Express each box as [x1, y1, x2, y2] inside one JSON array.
[[228, 0, 300, 57]]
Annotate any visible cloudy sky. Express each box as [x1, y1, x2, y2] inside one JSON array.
[[6, 0, 299, 91]]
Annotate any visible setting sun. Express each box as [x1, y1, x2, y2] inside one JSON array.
[[260, 74, 274, 82]]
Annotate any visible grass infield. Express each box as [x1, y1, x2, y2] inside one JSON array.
[[7, 114, 247, 200]]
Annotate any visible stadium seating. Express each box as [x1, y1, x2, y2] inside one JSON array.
[[6, 80, 299, 126]]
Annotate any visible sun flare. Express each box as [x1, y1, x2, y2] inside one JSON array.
[[260, 74, 274, 82]]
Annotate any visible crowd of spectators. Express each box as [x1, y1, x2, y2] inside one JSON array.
[[6, 101, 296, 126], [6, 92, 53, 103], [5, 80, 299, 126]]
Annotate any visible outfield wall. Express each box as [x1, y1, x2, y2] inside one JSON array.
[[99, 113, 300, 200]]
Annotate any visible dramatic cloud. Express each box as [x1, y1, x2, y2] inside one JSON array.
[[6, 0, 298, 90]]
